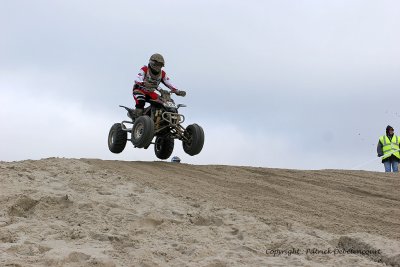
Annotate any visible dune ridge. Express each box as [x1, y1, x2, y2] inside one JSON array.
[[0, 158, 399, 266]]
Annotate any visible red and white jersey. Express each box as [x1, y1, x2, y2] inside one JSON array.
[[134, 65, 177, 92]]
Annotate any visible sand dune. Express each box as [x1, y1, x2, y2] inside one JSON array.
[[0, 158, 399, 266]]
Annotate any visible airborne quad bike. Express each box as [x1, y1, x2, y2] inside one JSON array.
[[108, 88, 205, 160]]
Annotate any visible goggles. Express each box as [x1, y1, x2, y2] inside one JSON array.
[[150, 61, 164, 67]]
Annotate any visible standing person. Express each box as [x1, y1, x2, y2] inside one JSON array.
[[377, 125, 400, 172], [128, 53, 186, 119]]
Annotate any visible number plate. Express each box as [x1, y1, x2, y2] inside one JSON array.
[[165, 101, 177, 108]]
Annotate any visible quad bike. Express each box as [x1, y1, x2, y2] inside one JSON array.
[[108, 88, 205, 160]]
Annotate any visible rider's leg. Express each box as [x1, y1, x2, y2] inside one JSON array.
[[132, 90, 146, 118], [132, 90, 159, 117], [148, 91, 159, 100]]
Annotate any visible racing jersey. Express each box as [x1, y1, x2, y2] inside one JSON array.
[[134, 65, 177, 92]]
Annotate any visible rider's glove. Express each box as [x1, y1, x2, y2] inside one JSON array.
[[175, 90, 186, 97]]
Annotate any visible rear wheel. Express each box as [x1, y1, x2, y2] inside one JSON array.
[[154, 136, 174, 160], [131, 116, 155, 148], [183, 124, 204, 156], [108, 123, 127, 153]]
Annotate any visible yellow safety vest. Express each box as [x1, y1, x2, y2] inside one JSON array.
[[379, 135, 400, 160]]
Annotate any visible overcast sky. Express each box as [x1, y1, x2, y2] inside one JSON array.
[[1, 0, 399, 171]]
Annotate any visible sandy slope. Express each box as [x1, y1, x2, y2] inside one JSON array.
[[0, 158, 399, 266]]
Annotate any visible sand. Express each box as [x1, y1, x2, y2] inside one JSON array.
[[0, 158, 399, 266]]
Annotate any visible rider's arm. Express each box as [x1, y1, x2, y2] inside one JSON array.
[[161, 71, 178, 92], [133, 66, 147, 89]]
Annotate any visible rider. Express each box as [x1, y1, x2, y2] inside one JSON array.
[[129, 53, 186, 119]]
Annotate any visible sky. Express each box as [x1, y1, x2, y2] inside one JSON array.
[[1, 0, 399, 171]]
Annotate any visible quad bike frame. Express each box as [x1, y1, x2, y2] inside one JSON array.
[[108, 88, 204, 159]]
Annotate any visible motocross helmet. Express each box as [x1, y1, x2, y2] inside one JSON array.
[[149, 53, 165, 74]]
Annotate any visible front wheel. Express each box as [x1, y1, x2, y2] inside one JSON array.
[[108, 123, 127, 153], [131, 116, 155, 148], [182, 124, 204, 156], [154, 136, 174, 160]]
